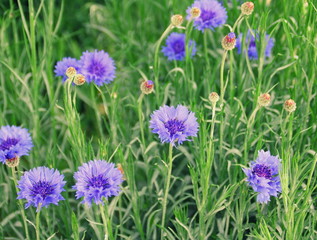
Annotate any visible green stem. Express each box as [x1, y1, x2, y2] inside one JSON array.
[[161, 143, 173, 240], [99, 203, 114, 240], [138, 93, 145, 146], [204, 30, 211, 94], [243, 106, 260, 163], [154, 24, 173, 103], [11, 167, 30, 240], [199, 103, 217, 239], [35, 207, 41, 240], [91, 85, 103, 137], [232, 14, 244, 32], [220, 50, 228, 107], [219, 50, 228, 165]]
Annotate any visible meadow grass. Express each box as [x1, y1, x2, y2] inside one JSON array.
[[0, 0, 316, 239]]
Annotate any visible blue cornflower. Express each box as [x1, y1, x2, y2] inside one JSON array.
[[236, 31, 274, 59], [0, 126, 33, 164], [186, 0, 227, 32], [73, 160, 123, 206], [162, 33, 197, 61], [150, 105, 199, 145], [79, 50, 116, 86], [17, 167, 66, 211], [243, 150, 281, 204], [54, 57, 81, 82]]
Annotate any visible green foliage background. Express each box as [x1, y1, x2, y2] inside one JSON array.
[[0, 0, 316, 239]]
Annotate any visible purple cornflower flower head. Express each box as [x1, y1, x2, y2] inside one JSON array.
[[79, 50, 116, 86], [73, 160, 123, 206], [0, 126, 33, 164], [186, 0, 227, 32], [162, 33, 197, 61], [17, 167, 66, 211], [54, 57, 81, 82], [150, 105, 199, 145], [236, 31, 274, 59], [242, 150, 281, 204]]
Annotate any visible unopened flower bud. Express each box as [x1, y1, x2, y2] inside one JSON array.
[[209, 92, 219, 104], [66, 67, 77, 78], [6, 157, 20, 168], [241, 2, 254, 15], [258, 93, 271, 107], [140, 80, 154, 95], [190, 7, 201, 18], [222, 32, 236, 50], [117, 163, 124, 175], [117, 163, 125, 180], [171, 14, 183, 27], [284, 99, 296, 113], [73, 74, 85, 86]]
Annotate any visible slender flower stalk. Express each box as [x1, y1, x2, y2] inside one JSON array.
[[153, 24, 173, 102], [63, 77, 86, 165], [138, 93, 145, 145], [35, 204, 41, 240], [185, 12, 197, 100], [99, 202, 114, 240], [218, 12, 248, 165], [161, 142, 173, 239], [11, 167, 30, 240], [198, 93, 218, 239], [243, 105, 260, 163], [280, 100, 296, 238]]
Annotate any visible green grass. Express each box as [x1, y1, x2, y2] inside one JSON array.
[[0, 0, 316, 239]]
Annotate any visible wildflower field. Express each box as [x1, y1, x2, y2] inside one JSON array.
[[0, 0, 317, 239]]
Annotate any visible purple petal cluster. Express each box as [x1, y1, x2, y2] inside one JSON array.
[[0, 126, 33, 164], [73, 160, 123, 206], [150, 105, 199, 145], [54, 50, 116, 86], [243, 150, 281, 204], [162, 33, 197, 61], [54, 57, 81, 82], [236, 31, 274, 59], [79, 50, 116, 86], [17, 167, 66, 211], [186, 0, 227, 32]]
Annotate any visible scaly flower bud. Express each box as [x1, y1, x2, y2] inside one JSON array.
[[190, 7, 201, 18], [209, 92, 219, 104], [140, 80, 154, 95], [258, 93, 271, 107], [6, 156, 20, 168], [171, 14, 183, 27], [73, 74, 86, 86], [117, 163, 124, 175], [241, 2, 254, 16], [284, 99, 296, 113], [222, 32, 236, 51], [66, 67, 77, 78]]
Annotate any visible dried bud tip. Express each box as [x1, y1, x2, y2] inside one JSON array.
[[209, 92, 219, 104], [117, 163, 124, 175], [66, 67, 77, 78], [171, 14, 183, 27], [6, 157, 20, 168], [241, 2, 254, 15], [140, 80, 154, 95], [284, 99, 296, 113], [258, 93, 271, 107], [190, 7, 201, 18], [73, 74, 86, 86], [222, 32, 236, 51]]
